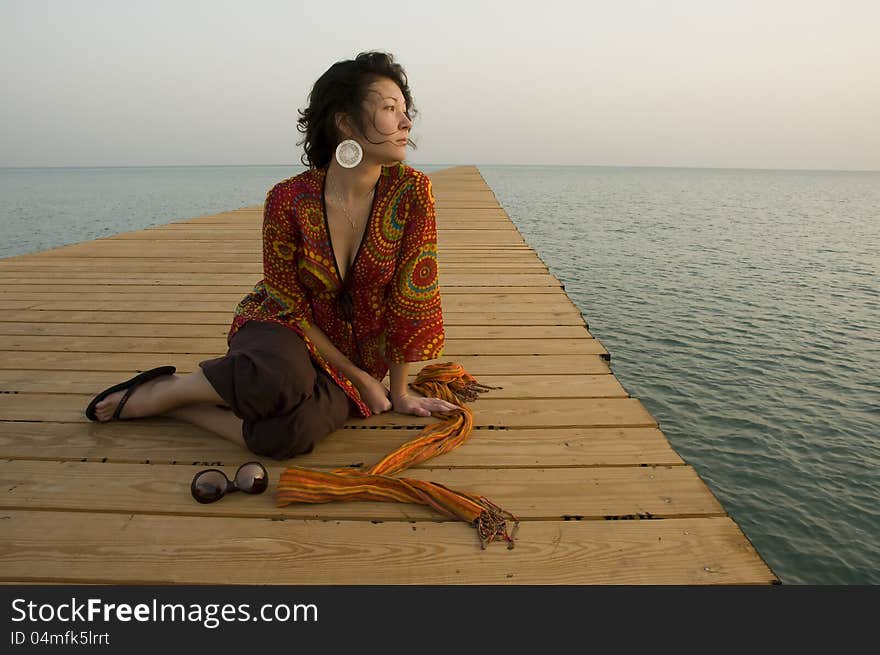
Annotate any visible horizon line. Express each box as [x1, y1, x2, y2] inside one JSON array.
[[1, 162, 878, 174]]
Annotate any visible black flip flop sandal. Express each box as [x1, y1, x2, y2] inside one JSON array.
[[85, 366, 177, 422]]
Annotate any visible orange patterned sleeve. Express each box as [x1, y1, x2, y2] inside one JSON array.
[[384, 173, 445, 364], [261, 182, 314, 330]]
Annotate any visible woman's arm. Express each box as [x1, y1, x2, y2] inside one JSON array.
[[384, 174, 457, 417], [383, 174, 445, 365], [302, 323, 391, 414], [388, 361, 410, 400]]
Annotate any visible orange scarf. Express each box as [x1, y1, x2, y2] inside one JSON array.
[[276, 363, 518, 549]]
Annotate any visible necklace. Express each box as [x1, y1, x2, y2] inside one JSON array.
[[331, 175, 375, 230]]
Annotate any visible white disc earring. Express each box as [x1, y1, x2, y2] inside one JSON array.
[[335, 139, 363, 168]]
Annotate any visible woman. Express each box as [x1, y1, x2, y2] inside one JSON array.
[[86, 51, 458, 459]]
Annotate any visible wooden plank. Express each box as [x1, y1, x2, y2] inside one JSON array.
[[0, 336, 608, 357], [0, 284, 561, 301], [0, 511, 777, 584], [0, 460, 724, 520], [0, 260, 270, 272], [0, 371, 623, 399], [0, 323, 590, 340], [0, 352, 609, 374], [0, 423, 683, 467], [0, 274, 563, 287], [0, 310, 588, 326], [23, 243, 535, 257], [5, 251, 544, 264], [355, 398, 656, 429], [0, 284, 563, 295], [0, 297, 581, 313], [0, 260, 551, 272], [165, 216, 516, 227], [1, 396, 652, 428], [108, 230, 527, 244], [148, 223, 520, 231]]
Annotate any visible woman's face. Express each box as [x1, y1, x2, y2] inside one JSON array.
[[347, 77, 413, 165]]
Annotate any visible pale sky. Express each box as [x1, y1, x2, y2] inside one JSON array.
[[2, 0, 878, 170]]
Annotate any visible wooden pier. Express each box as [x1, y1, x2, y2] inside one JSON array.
[[0, 165, 777, 584]]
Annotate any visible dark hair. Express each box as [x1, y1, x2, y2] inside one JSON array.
[[296, 51, 419, 168]]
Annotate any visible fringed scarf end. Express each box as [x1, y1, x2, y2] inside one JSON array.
[[451, 380, 503, 404], [475, 500, 520, 550], [413, 362, 503, 405]]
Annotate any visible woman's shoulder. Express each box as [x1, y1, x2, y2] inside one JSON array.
[[385, 163, 433, 204], [265, 167, 320, 201], [385, 162, 429, 184]]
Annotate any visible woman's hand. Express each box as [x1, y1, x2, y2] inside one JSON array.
[[352, 370, 392, 414], [392, 393, 459, 417]]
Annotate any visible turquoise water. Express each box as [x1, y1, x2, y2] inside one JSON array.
[[1, 164, 878, 584]]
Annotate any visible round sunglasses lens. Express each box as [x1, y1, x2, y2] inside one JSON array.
[[235, 462, 268, 494], [191, 470, 228, 504]]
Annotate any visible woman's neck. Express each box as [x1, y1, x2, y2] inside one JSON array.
[[326, 159, 383, 203]]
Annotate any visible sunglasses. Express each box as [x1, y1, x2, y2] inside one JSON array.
[[190, 461, 269, 504]]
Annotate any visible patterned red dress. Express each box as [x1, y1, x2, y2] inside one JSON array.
[[227, 162, 445, 418]]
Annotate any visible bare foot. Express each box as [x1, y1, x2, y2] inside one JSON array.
[[93, 374, 176, 422]]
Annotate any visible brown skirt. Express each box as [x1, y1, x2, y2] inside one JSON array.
[[198, 320, 354, 460]]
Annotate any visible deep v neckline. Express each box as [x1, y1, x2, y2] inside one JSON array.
[[320, 168, 381, 287]]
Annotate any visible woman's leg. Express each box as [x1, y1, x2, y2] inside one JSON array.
[[165, 402, 247, 450], [242, 370, 352, 460], [92, 321, 345, 459], [92, 368, 226, 422]]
